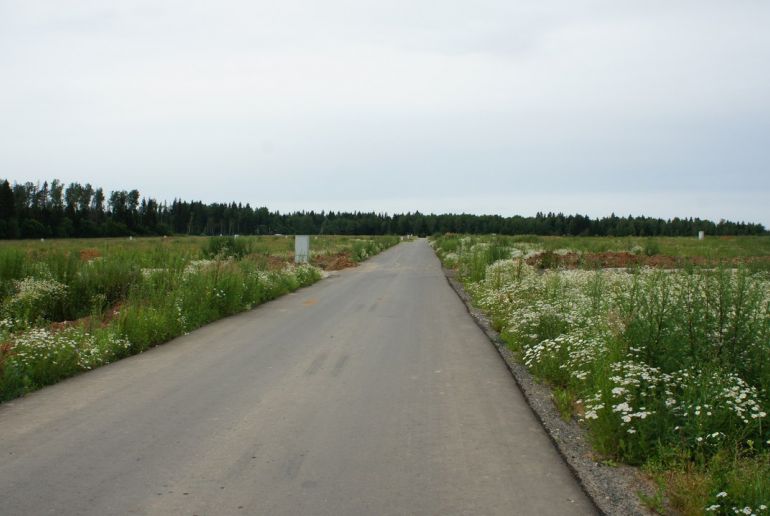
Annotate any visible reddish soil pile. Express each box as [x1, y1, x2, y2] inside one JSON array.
[[524, 251, 768, 269], [0, 341, 12, 373], [524, 251, 657, 269], [264, 255, 292, 270], [79, 248, 102, 262], [245, 254, 293, 270], [312, 252, 358, 271], [252, 251, 358, 271], [744, 256, 770, 265]]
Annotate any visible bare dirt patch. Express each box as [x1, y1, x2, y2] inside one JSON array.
[[525, 251, 770, 269], [246, 254, 292, 270], [312, 252, 357, 271], [249, 251, 358, 271], [79, 248, 102, 262]]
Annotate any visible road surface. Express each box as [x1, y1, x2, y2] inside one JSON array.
[[0, 239, 595, 515]]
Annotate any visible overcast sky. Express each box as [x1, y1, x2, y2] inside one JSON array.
[[1, 1, 769, 225]]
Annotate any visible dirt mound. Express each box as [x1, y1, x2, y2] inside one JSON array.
[[235, 251, 363, 271], [312, 252, 357, 271], [244, 254, 292, 270], [79, 248, 102, 262], [526, 251, 715, 269], [265, 255, 292, 270]]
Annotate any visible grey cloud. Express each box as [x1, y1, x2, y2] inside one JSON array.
[[0, 0, 768, 226]]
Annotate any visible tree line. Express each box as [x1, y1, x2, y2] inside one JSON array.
[[0, 179, 765, 239]]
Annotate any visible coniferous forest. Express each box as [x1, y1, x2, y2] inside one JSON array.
[[0, 179, 765, 239]]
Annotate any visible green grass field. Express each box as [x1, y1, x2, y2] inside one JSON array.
[[0, 234, 397, 259], [539, 235, 770, 259], [440, 234, 770, 258]]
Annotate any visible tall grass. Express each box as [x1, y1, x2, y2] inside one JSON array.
[[203, 236, 254, 259], [350, 236, 401, 261], [0, 235, 399, 402], [433, 235, 770, 514], [433, 234, 770, 265]]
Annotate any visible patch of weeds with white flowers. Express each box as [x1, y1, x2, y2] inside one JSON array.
[[1, 236, 399, 402], [0, 239, 341, 402], [0, 326, 131, 399], [432, 235, 770, 514]]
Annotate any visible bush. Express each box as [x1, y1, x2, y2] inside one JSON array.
[[644, 239, 661, 256], [2, 276, 68, 329], [204, 236, 253, 259]]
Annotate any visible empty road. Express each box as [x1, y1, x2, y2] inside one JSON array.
[[0, 239, 595, 515]]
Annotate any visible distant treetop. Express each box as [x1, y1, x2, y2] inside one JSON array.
[[0, 179, 765, 239]]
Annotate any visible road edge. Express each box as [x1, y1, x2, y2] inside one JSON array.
[[441, 266, 657, 516]]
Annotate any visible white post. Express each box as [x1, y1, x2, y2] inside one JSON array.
[[295, 235, 310, 263], [698, 231, 705, 240]]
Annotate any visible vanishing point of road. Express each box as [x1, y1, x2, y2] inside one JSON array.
[[0, 239, 596, 515]]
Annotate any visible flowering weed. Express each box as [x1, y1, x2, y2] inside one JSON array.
[[434, 235, 770, 513]]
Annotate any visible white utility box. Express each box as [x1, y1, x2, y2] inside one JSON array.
[[295, 235, 310, 263]]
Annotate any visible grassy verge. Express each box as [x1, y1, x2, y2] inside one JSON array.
[[0, 235, 400, 401], [435, 234, 770, 272], [432, 234, 770, 515]]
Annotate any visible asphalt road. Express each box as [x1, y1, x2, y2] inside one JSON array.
[[0, 239, 595, 516]]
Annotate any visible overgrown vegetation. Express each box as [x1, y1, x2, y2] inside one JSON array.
[[433, 234, 770, 515], [0, 235, 399, 401]]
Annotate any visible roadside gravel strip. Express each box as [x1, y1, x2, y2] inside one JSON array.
[[442, 267, 656, 516]]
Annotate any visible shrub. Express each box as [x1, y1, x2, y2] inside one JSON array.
[[204, 236, 253, 259], [644, 239, 661, 256], [2, 276, 68, 329]]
